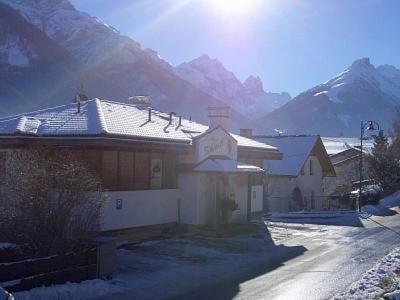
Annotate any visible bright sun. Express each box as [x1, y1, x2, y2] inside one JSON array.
[[208, 0, 261, 16]]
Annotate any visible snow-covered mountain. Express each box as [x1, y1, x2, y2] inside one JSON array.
[[0, 0, 253, 129], [261, 58, 400, 136], [0, 2, 129, 116], [174, 55, 291, 118]]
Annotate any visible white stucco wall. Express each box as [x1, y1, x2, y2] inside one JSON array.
[[178, 173, 217, 225], [266, 156, 326, 212], [101, 189, 179, 231]]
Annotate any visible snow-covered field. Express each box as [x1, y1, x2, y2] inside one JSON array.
[[333, 247, 400, 300]]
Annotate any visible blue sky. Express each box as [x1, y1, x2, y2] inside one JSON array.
[[71, 0, 400, 96]]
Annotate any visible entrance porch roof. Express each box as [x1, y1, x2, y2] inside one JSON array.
[[193, 158, 264, 173]]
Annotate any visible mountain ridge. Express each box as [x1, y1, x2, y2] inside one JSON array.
[[174, 54, 291, 117], [261, 57, 400, 136], [0, 0, 254, 129]]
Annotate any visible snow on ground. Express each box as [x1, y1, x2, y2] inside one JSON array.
[[264, 210, 363, 227], [0, 242, 16, 249], [14, 279, 125, 300], [265, 191, 400, 227], [361, 191, 400, 217], [12, 232, 308, 300], [333, 247, 400, 300]]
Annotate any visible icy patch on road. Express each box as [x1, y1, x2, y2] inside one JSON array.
[[333, 247, 400, 300]]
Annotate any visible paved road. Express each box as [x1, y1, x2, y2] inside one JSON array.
[[99, 211, 400, 300], [176, 213, 400, 300]]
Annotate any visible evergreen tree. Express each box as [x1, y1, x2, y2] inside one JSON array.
[[367, 130, 400, 194], [390, 107, 400, 159]]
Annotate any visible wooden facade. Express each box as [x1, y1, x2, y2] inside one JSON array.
[[80, 149, 178, 191]]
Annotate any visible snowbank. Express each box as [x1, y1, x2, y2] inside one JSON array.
[[361, 191, 400, 217], [381, 191, 400, 208], [334, 247, 400, 300], [264, 211, 362, 227], [0, 242, 16, 249], [14, 279, 125, 300]]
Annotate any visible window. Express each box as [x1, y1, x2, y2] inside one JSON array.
[[102, 151, 118, 189], [150, 153, 163, 189], [310, 159, 314, 176], [87, 149, 177, 191], [119, 151, 135, 190]]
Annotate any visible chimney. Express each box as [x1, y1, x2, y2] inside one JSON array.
[[240, 129, 253, 138], [128, 95, 151, 110], [208, 106, 230, 130], [75, 94, 81, 113], [169, 112, 176, 125]]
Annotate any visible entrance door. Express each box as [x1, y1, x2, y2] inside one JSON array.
[[292, 187, 304, 211]]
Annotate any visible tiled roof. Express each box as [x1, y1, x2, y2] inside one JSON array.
[[0, 99, 277, 152]]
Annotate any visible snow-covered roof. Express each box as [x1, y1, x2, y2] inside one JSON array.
[[254, 136, 319, 176], [322, 137, 375, 155], [0, 99, 190, 143], [0, 99, 278, 153], [193, 158, 264, 173]]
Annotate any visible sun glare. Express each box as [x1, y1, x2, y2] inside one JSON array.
[[207, 0, 262, 15]]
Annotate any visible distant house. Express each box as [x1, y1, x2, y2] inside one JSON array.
[[0, 99, 281, 232], [249, 134, 336, 212], [324, 144, 369, 195]]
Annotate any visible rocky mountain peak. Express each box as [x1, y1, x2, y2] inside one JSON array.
[[377, 64, 400, 81], [243, 75, 264, 96], [350, 57, 372, 69]]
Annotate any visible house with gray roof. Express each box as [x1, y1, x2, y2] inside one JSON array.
[[0, 98, 281, 232], [248, 133, 336, 212]]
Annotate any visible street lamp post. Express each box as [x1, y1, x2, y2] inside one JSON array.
[[358, 120, 380, 212]]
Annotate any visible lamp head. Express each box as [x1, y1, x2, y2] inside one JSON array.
[[366, 121, 376, 131]]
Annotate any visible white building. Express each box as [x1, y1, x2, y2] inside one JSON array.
[[250, 135, 336, 212], [322, 142, 369, 202], [0, 99, 282, 232]]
